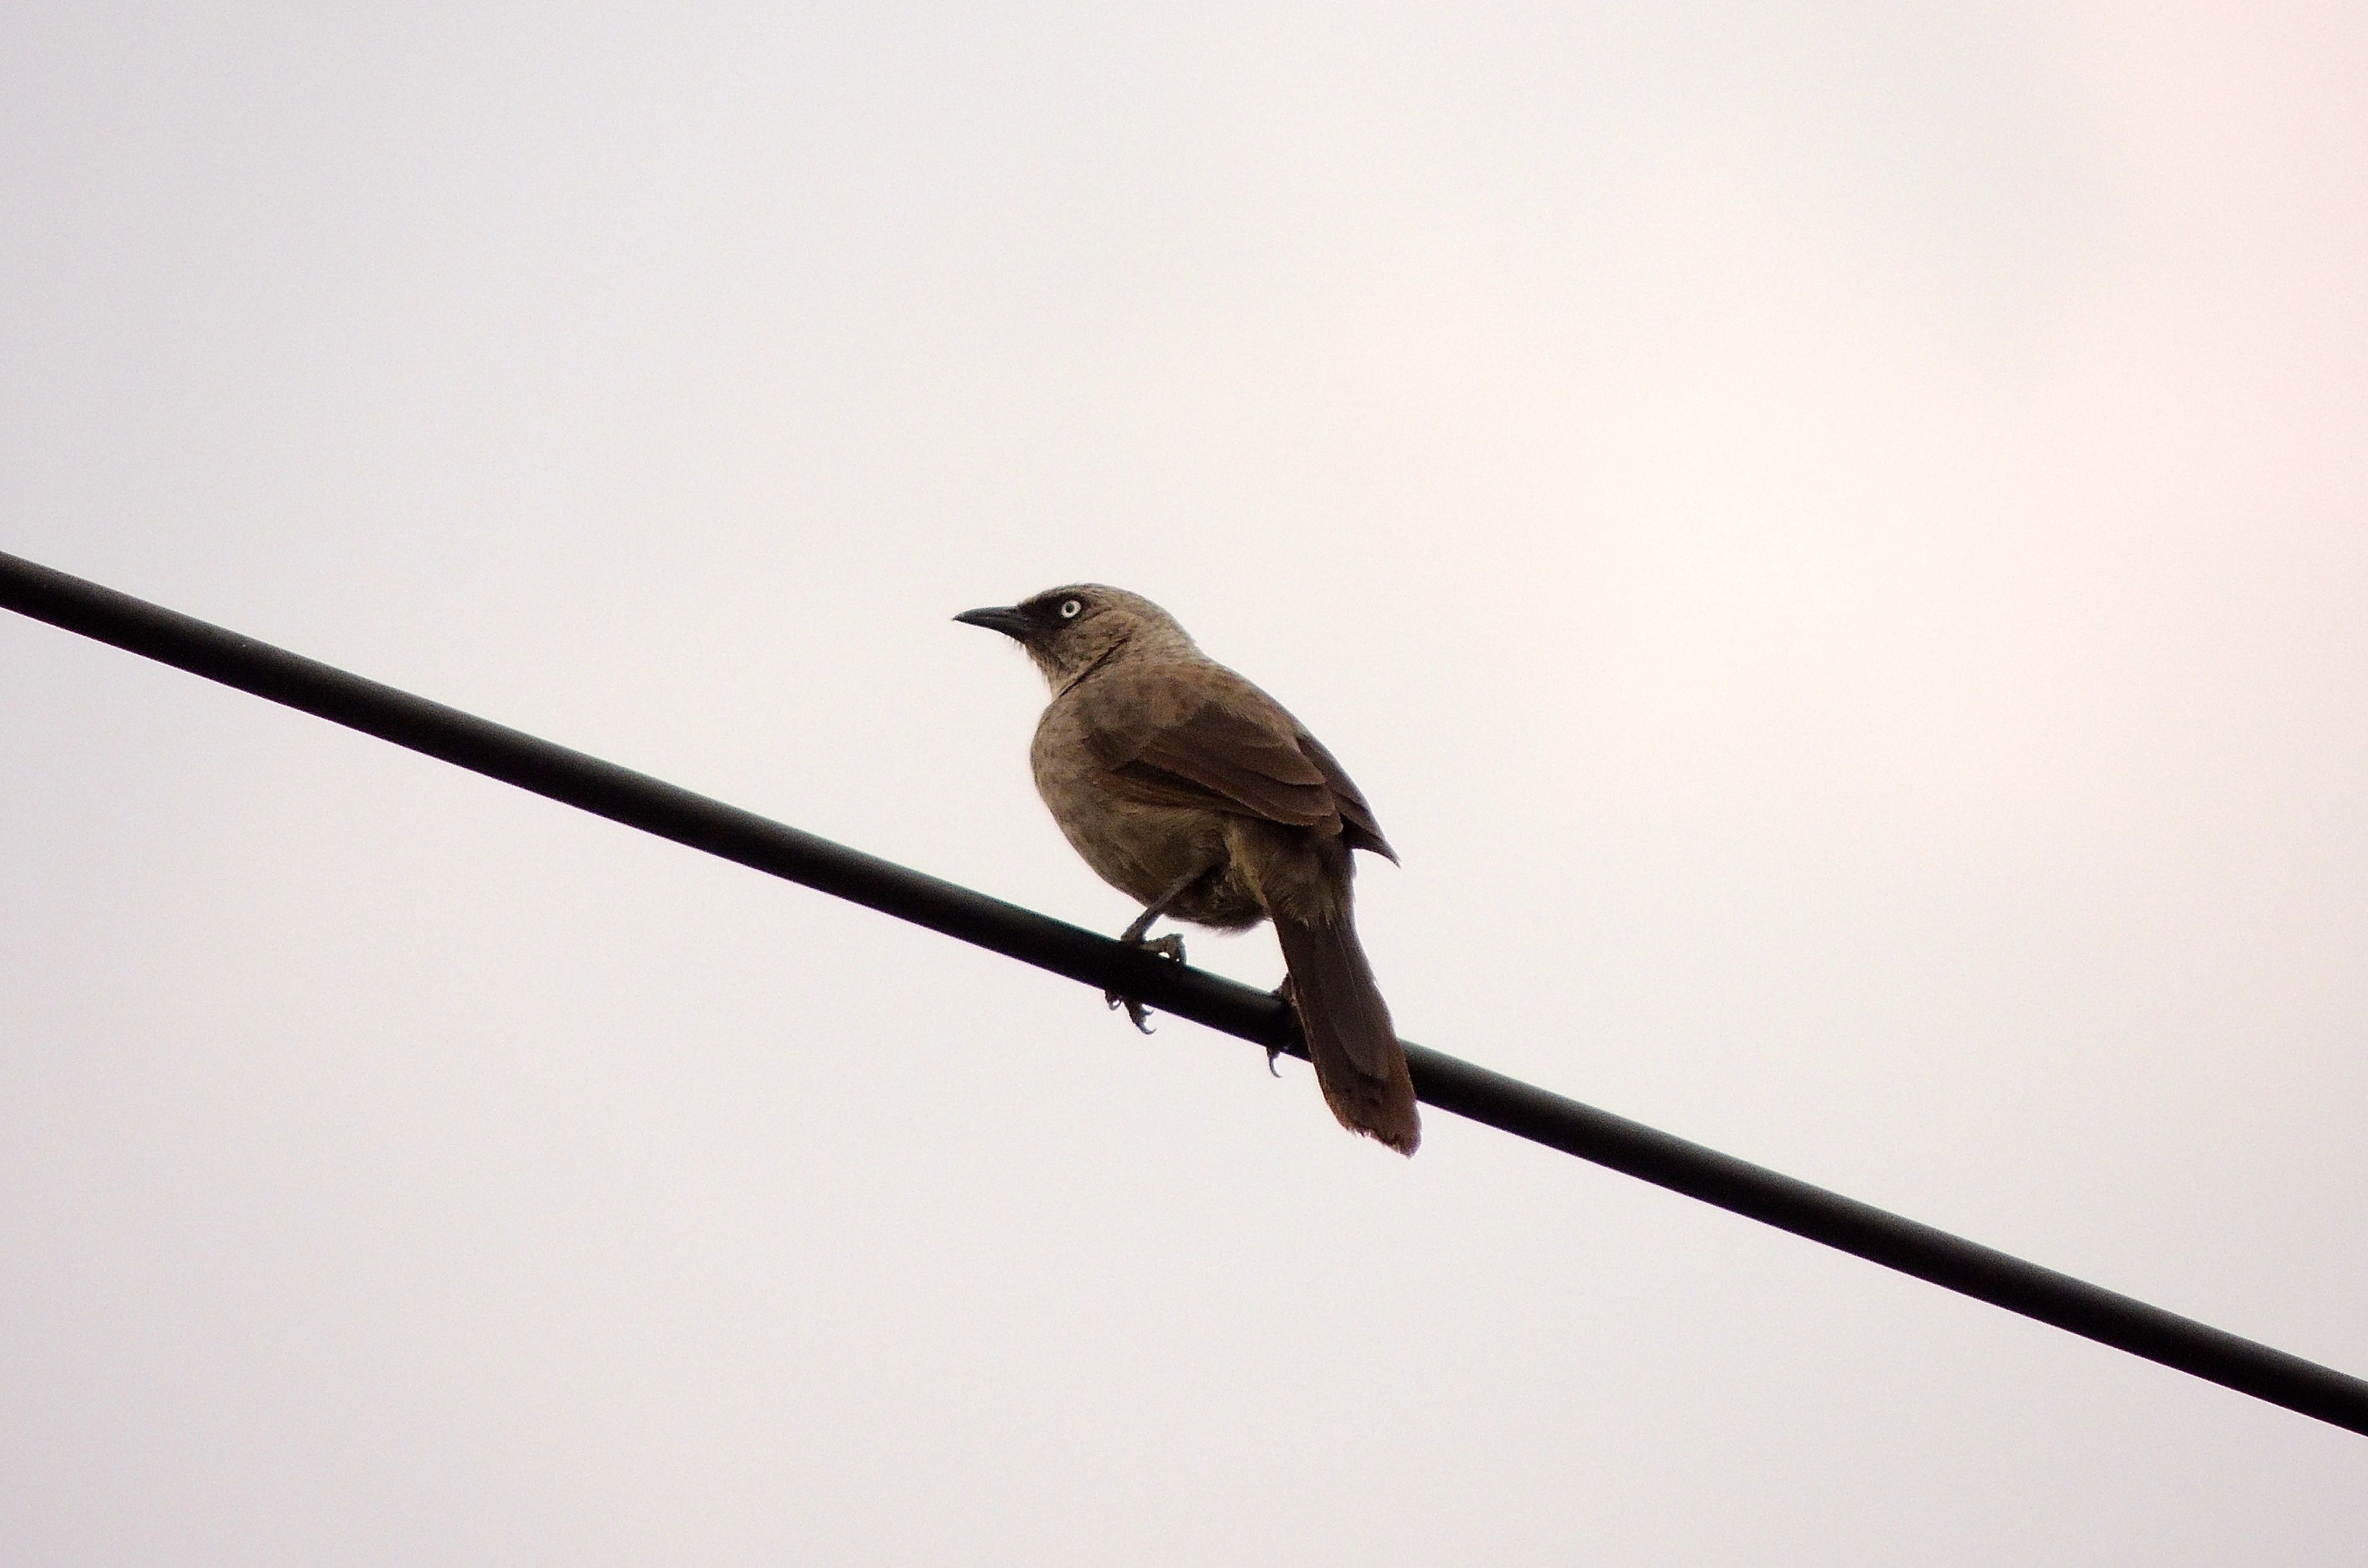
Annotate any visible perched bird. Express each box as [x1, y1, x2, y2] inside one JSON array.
[[955, 586, 1419, 1155]]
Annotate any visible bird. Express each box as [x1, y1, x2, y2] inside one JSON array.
[[955, 585, 1419, 1155]]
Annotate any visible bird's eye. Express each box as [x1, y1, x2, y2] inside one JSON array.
[[1060, 599, 1083, 619]]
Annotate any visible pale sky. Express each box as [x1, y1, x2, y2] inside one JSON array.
[[4, 3, 2365, 1563]]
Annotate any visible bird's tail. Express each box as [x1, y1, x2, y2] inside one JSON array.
[[1272, 910, 1420, 1156]]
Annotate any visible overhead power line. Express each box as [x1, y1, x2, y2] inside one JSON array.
[[3, 545, 2363, 1438]]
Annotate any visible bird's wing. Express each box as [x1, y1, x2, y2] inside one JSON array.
[[1295, 726, 1397, 863], [1074, 665, 1341, 831]]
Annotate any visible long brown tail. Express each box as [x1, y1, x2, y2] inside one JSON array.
[[1272, 910, 1420, 1156]]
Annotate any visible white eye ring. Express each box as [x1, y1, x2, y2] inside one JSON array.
[[1060, 599, 1083, 618]]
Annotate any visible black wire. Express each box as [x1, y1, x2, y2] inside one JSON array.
[[5, 545, 2364, 1438]]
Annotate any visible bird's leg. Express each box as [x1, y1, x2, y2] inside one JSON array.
[[1105, 870, 1203, 1034]]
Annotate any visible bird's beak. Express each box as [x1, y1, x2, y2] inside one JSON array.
[[954, 605, 1035, 641]]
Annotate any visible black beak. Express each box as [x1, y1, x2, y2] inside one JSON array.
[[954, 605, 1035, 641]]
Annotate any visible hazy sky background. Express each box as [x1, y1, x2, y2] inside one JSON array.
[[4, 2, 2365, 1561]]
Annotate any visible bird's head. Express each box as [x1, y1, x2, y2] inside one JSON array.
[[955, 585, 1195, 689]]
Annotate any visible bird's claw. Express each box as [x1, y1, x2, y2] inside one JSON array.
[[1110, 994, 1156, 1034], [1267, 975, 1296, 1076], [1105, 932, 1186, 1034]]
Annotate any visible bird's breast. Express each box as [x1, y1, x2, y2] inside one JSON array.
[[1030, 703, 1248, 918]]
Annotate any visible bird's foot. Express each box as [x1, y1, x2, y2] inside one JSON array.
[[1265, 975, 1298, 1076], [1105, 932, 1187, 1034]]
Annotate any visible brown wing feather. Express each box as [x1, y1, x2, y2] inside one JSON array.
[[1294, 728, 1396, 863], [1127, 702, 1335, 826], [1075, 665, 1342, 831]]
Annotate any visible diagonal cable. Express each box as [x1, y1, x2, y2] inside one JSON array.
[[3, 546, 2363, 1437]]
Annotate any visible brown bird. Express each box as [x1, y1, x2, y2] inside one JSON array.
[[955, 586, 1419, 1155]]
